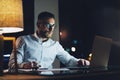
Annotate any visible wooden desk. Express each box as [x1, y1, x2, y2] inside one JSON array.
[[0, 74, 91, 80], [0, 67, 120, 80], [0, 72, 119, 80]]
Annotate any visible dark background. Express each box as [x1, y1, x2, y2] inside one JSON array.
[[59, 0, 120, 65]]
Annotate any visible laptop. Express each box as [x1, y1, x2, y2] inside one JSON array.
[[90, 35, 112, 67], [68, 35, 112, 71]]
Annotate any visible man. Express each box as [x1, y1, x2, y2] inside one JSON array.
[[9, 12, 90, 70]]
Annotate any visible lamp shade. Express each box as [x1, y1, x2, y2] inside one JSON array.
[[0, 0, 24, 34]]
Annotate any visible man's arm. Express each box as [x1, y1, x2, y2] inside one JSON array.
[[56, 42, 90, 67], [8, 36, 25, 69]]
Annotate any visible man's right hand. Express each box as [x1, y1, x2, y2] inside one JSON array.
[[23, 61, 41, 69]]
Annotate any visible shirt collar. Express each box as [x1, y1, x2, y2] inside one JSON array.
[[34, 32, 50, 43], [34, 32, 43, 42], [33, 32, 53, 46]]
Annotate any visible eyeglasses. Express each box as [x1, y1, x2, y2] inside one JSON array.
[[38, 22, 55, 29], [45, 23, 55, 29]]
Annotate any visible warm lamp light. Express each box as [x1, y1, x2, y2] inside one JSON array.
[[0, 0, 24, 75], [0, 0, 23, 34]]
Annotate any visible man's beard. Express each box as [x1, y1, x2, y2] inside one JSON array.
[[40, 31, 52, 38]]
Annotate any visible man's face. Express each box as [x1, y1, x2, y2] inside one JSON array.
[[37, 18, 55, 38]]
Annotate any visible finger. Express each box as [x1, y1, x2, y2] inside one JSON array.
[[84, 60, 86, 66], [86, 60, 90, 65], [23, 63, 31, 69], [84, 60, 90, 66], [32, 61, 37, 66], [31, 61, 41, 69], [81, 59, 85, 65], [33, 61, 41, 67], [78, 59, 84, 66], [30, 62, 34, 68]]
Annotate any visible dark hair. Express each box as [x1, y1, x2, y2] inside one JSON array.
[[38, 11, 55, 20]]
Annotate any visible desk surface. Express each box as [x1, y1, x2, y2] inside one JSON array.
[[1, 66, 120, 80]]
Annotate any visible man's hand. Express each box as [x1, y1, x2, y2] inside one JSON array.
[[77, 59, 90, 66], [23, 61, 41, 69]]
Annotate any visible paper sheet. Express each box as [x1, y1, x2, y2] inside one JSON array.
[[18, 68, 69, 72]]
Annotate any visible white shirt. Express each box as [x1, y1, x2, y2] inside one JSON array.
[[9, 33, 79, 69]]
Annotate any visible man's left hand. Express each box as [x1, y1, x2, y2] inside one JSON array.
[[77, 59, 90, 66]]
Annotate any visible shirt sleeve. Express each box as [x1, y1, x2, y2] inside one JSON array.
[[8, 36, 25, 69], [56, 42, 79, 67]]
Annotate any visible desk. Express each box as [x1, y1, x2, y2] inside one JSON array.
[[1, 66, 120, 80]]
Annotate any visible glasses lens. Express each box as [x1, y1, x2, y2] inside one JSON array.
[[46, 23, 55, 29]]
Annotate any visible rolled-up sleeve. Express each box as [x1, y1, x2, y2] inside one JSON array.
[[8, 36, 25, 68], [56, 42, 79, 67]]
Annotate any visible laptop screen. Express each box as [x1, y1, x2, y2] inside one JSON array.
[[90, 35, 112, 67]]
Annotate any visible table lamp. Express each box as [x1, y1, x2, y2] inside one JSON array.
[[0, 0, 24, 75]]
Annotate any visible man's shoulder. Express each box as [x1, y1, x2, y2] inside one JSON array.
[[49, 38, 58, 42], [49, 38, 60, 45], [17, 34, 33, 40]]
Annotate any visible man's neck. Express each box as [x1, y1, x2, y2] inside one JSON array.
[[41, 38, 49, 42], [36, 31, 49, 42]]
